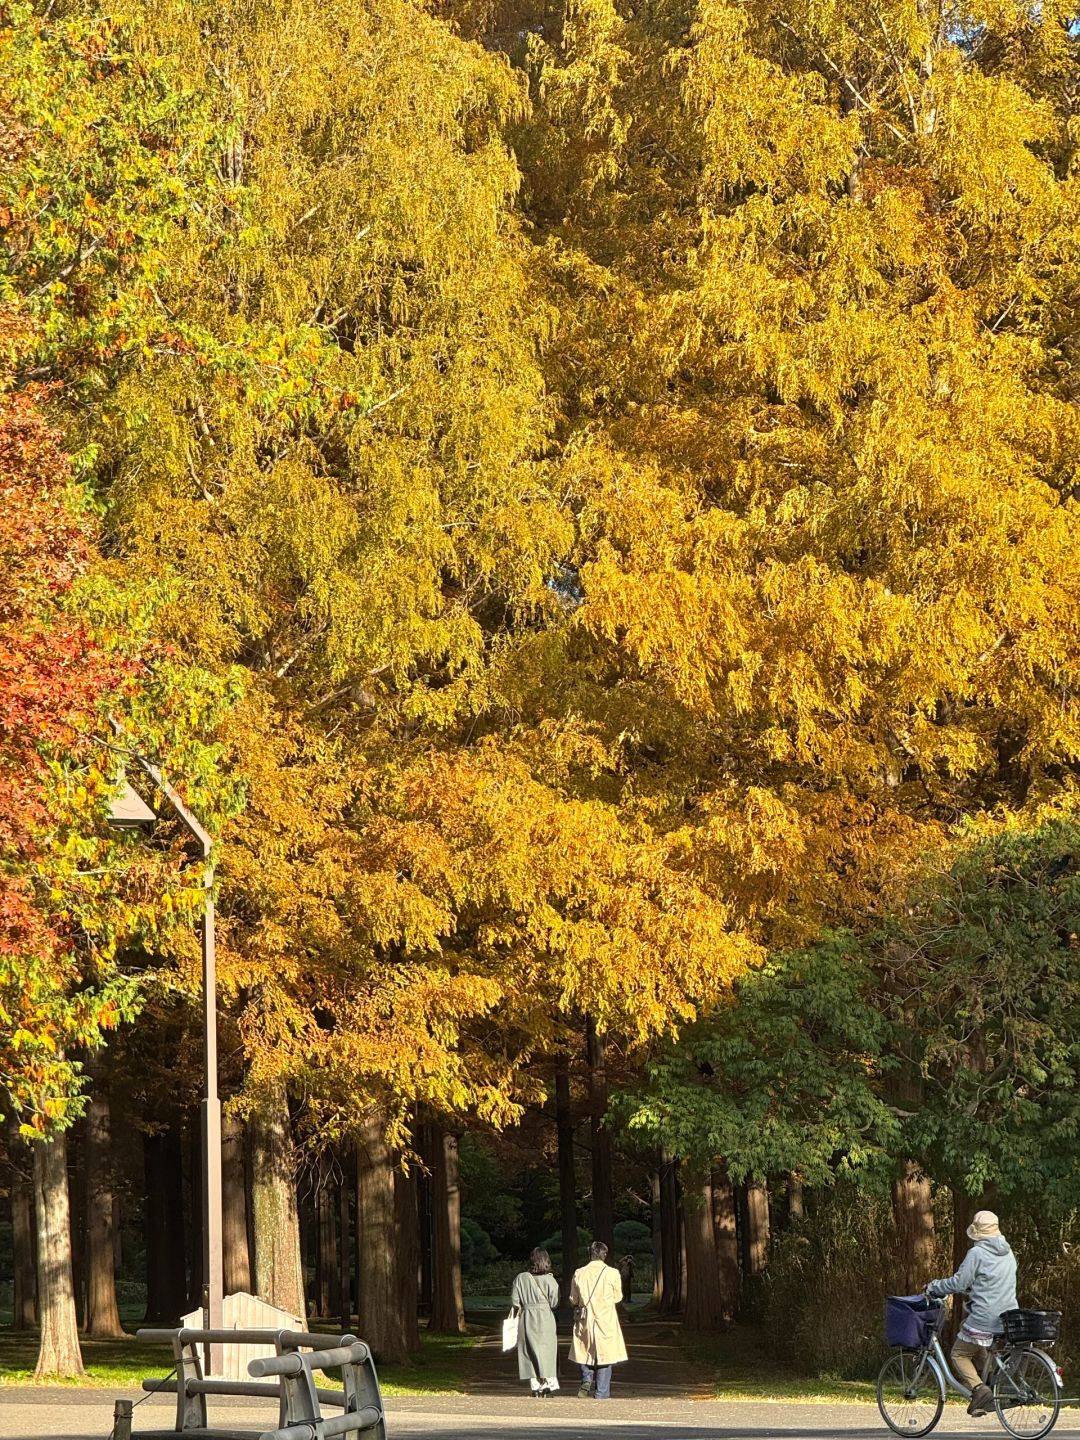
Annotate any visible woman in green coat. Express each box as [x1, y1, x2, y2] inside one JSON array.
[[510, 1248, 560, 1396]]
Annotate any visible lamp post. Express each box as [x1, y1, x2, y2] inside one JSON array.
[[108, 764, 223, 1375]]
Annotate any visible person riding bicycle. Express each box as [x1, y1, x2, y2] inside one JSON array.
[[926, 1210, 1018, 1418]]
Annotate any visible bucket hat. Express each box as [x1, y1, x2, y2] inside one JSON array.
[[967, 1210, 1002, 1240]]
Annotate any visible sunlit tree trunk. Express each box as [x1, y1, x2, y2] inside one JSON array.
[[787, 1174, 805, 1224], [250, 1088, 306, 1322], [892, 1160, 936, 1292], [222, 1112, 251, 1296], [33, 1133, 84, 1377]]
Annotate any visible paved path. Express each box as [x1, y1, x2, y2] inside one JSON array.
[[466, 1314, 712, 1399], [3, 1387, 1080, 1440], [4, 1316, 1075, 1440]]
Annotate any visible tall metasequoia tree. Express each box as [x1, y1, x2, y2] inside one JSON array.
[[428, 1124, 466, 1334], [250, 1089, 306, 1323], [356, 1114, 414, 1362], [439, 0, 1080, 1175]]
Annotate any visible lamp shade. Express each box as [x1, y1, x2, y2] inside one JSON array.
[[108, 778, 156, 829]]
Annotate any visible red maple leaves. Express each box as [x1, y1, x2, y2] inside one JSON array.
[[0, 377, 123, 964]]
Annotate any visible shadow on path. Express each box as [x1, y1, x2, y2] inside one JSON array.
[[463, 1308, 713, 1401]]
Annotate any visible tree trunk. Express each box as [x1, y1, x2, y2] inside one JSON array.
[[222, 1112, 251, 1296], [315, 1170, 335, 1320], [356, 1116, 410, 1363], [787, 1174, 805, 1225], [429, 1125, 466, 1334], [658, 1152, 681, 1313], [418, 1153, 433, 1320], [33, 1133, 84, 1377], [395, 1163, 422, 1354], [69, 1119, 86, 1329], [339, 1150, 353, 1330], [8, 1119, 37, 1328], [743, 1179, 770, 1277], [678, 1182, 688, 1303], [585, 1018, 614, 1249], [683, 1174, 724, 1330], [650, 1164, 663, 1306], [711, 1164, 739, 1323], [952, 1188, 975, 1273], [555, 1053, 579, 1303], [143, 1126, 187, 1323], [85, 1073, 124, 1337], [892, 1160, 936, 1293], [250, 1089, 306, 1323]]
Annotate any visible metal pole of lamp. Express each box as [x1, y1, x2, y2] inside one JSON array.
[[108, 769, 224, 1377]]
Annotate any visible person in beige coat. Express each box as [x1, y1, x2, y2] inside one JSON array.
[[569, 1240, 628, 1399]]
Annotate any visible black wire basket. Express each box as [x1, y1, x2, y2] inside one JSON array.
[[1000, 1309, 1061, 1344]]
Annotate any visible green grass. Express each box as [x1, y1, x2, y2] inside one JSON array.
[[0, 1329, 478, 1395], [0, 1333, 176, 1387], [681, 1325, 879, 1404], [377, 1331, 477, 1395]]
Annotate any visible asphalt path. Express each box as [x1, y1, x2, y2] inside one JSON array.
[[3, 1389, 1080, 1440]]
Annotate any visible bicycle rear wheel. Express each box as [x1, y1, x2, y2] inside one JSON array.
[[993, 1348, 1060, 1439], [877, 1350, 945, 1437]]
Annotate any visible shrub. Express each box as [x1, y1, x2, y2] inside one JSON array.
[[764, 1182, 951, 1378]]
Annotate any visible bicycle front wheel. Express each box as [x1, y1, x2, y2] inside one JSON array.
[[993, 1348, 1060, 1439], [877, 1351, 945, 1437]]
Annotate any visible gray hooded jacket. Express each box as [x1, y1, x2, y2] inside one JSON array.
[[926, 1235, 1018, 1334]]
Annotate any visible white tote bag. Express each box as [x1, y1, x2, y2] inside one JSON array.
[[501, 1312, 519, 1351]]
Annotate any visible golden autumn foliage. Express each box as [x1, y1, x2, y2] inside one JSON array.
[[10, 0, 1080, 1137]]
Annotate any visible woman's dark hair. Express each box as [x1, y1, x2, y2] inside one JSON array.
[[589, 1239, 609, 1261], [529, 1247, 553, 1275]]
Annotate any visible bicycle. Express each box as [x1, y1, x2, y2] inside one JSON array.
[[877, 1296, 1064, 1440]]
